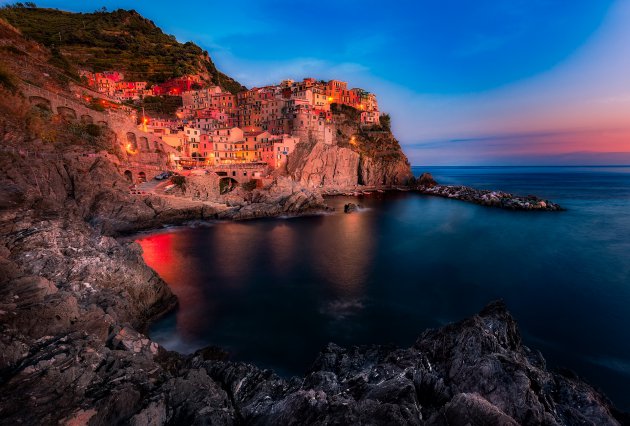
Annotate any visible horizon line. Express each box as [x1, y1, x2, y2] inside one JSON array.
[[410, 164, 630, 168]]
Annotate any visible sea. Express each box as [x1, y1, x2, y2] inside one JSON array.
[[140, 166, 630, 410]]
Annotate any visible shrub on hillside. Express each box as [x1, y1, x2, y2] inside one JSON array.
[[0, 64, 18, 92], [170, 175, 185, 187], [241, 180, 257, 191]]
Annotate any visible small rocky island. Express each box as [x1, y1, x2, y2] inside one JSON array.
[[0, 7, 612, 425]]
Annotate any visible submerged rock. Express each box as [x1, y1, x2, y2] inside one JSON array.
[[344, 202, 360, 213]]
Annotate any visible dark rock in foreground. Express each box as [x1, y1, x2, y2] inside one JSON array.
[[199, 301, 622, 425]]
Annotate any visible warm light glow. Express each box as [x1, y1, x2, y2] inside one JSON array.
[[137, 232, 207, 339], [125, 143, 138, 155]]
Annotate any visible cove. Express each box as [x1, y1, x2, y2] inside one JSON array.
[[141, 166, 630, 410]]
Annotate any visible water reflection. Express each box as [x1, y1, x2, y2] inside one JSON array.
[[210, 223, 259, 286], [312, 208, 375, 319], [138, 231, 210, 344], [268, 223, 296, 275]]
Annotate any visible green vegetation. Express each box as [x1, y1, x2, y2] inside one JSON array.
[[0, 6, 244, 93], [331, 103, 360, 121], [379, 113, 391, 131], [137, 95, 182, 117], [33, 117, 117, 152], [0, 64, 18, 92], [88, 98, 106, 111]]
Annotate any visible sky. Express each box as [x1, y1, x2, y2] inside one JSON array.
[[5, 0, 630, 165]]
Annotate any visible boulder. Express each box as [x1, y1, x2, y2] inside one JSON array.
[[418, 172, 438, 187], [344, 202, 359, 213]]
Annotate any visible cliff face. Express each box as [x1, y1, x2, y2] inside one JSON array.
[[286, 142, 361, 188], [359, 151, 413, 186], [286, 106, 412, 189]]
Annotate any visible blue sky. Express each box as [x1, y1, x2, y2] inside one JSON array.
[[4, 0, 630, 165]]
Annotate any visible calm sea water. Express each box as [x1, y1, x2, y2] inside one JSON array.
[[141, 166, 630, 410]]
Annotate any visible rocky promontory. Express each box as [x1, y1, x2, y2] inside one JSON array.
[[413, 173, 563, 211], [418, 184, 563, 211]]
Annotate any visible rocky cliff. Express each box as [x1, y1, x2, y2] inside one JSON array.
[[286, 106, 412, 189]]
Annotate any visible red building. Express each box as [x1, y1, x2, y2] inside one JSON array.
[[153, 76, 199, 96]]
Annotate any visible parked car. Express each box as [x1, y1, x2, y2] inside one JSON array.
[[154, 171, 175, 180]]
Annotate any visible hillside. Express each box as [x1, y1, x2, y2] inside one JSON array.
[[0, 5, 244, 93]]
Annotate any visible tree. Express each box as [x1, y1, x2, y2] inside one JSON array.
[[380, 113, 391, 131]]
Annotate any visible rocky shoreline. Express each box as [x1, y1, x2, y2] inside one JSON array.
[[320, 172, 563, 212], [1, 149, 624, 425]]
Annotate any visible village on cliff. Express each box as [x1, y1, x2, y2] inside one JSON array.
[[80, 71, 382, 179]]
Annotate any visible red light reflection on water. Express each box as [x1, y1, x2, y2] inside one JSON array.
[[137, 231, 210, 339], [138, 233, 174, 278]]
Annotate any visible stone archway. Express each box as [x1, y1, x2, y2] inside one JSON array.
[[124, 170, 133, 182], [28, 96, 51, 111], [219, 177, 238, 194], [126, 132, 138, 151], [57, 106, 77, 121]]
